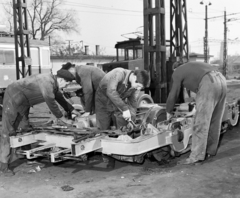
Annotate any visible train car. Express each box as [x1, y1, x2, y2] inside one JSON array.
[[102, 37, 144, 72], [0, 34, 51, 93], [0, 32, 51, 114]]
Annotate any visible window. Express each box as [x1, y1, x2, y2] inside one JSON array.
[[5, 51, 15, 64], [0, 51, 4, 64], [0, 50, 15, 65], [30, 48, 40, 66], [42, 49, 50, 66]]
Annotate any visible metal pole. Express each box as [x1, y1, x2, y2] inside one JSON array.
[[204, 5, 208, 63], [66, 40, 72, 56], [223, 10, 227, 77]]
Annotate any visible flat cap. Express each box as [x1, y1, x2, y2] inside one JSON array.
[[61, 62, 75, 70], [56, 69, 75, 82]]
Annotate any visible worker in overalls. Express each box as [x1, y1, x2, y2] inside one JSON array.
[[166, 61, 227, 165], [58, 62, 106, 116], [0, 70, 75, 176], [95, 67, 149, 168]]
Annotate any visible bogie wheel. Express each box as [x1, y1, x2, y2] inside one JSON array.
[[151, 146, 172, 162], [137, 94, 154, 107], [228, 101, 240, 127]]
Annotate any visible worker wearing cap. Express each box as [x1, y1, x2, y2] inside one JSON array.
[[0, 70, 75, 176], [95, 67, 149, 130], [95, 68, 149, 169], [58, 62, 106, 116], [166, 61, 227, 165]]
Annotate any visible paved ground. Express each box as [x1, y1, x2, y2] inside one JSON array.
[[0, 85, 240, 198]]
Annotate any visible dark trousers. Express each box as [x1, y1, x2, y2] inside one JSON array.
[[95, 90, 135, 130], [0, 85, 29, 164]]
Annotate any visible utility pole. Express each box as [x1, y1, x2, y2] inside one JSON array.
[[223, 10, 227, 77], [201, 1, 211, 63], [204, 5, 208, 63], [66, 40, 72, 56]]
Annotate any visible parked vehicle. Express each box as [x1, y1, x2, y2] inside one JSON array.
[[0, 33, 51, 115]]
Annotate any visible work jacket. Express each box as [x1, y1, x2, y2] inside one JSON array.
[[166, 61, 215, 114], [9, 73, 63, 118], [75, 65, 105, 113], [97, 68, 140, 113]]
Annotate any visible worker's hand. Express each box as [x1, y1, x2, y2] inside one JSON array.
[[122, 109, 131, 121], [59, 116, 73, 125], [81, 112, 90, 117], [71, 109, 81, 117], [167, 112, 173, 120]]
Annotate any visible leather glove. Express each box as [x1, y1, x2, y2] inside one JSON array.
[[167, 112, 173, 120], [59, 116, 73, 125], [81, 112, 90, 117], [122, 109, 131, 121], [71, 109, 81, 117]]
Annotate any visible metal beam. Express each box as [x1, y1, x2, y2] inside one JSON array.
[[144, 0, 167, 103], [13, 0, 32, 80], [170, 0, 189, 62]]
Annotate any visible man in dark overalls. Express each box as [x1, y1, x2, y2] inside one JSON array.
[[95, 68, 149, 168], [0, 70, 75, 176], [166, 61, 227, 165], [95, 68, 149, 130], [58, 62, 106, 116]]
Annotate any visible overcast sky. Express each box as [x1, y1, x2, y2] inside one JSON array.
[[1, 0, 240, 59], [61, 0, 240, 59]]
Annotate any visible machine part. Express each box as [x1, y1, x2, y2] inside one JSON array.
[[152, 146, 172, 162], [73, 133, 95, 143], [101, 123, 174, 156], [138, 105, 166, 127], [73, 117, 90, 129], [50, 148, 71, 163], [71, 135, 103, 157], [72, 104, 84, 112], [16, 143, 56, 159], [137, 94, 154, 107], [10, 133, 37, 148], [171, 130, 185, 152], [111, 153, 146, 164], [228, 102, 239, 126]]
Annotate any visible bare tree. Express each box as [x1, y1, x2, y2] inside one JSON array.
[[1, 1, 14, 32], [2, 0, 79, 40]]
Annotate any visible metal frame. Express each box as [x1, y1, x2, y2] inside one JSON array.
[[170, 0, 189, 62], [13, 0, 32, 79], [144, 0, 167, 103]]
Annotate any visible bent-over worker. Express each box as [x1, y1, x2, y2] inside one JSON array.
[[0, 70, 75, 176], [58, 62, 105, 116], [166, 61, 227, 165], [95, 67, 149, 130]]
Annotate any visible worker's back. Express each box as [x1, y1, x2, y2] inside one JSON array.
[[173, 61, 215, 93]]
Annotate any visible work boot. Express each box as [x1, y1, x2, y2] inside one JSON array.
[[0, 162, 15, 177], [177, 158, 203, 165]]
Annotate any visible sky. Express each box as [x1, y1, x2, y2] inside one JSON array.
[[1, 0, 240, 59]]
